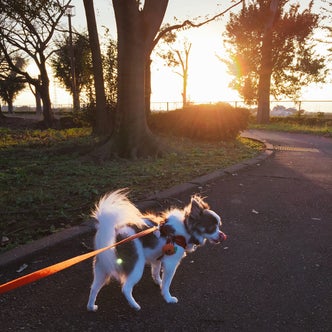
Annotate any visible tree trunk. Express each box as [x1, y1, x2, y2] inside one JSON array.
[[8, 100, 13, 114], [39, 64, 54, 127], [83, 0, 109, 136], [93, 0, 168, 159], [175, 43, 191, 109], [182, 69, 188, 108], [110, 1, 154, 158], [144, 57, 152, 117], [257, 29, 272, 124], [35, 90, 42, 115], [73, 85, 80, 112], [0, 103, 5, 119], [256, 0, 279, 124]]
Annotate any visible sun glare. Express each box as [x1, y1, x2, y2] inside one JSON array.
[[151, 39, 239, 105], [188, 49, 238, 103]]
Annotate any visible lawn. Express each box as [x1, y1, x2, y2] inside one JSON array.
[[0, 126, 263, 251], [249, 118, 332, 136]]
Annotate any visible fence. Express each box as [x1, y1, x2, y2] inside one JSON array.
[[150, 100, 332, 114], [3, 100, 332, 114]]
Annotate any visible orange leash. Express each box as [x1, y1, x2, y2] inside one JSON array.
[[0, 226, 158, 295]]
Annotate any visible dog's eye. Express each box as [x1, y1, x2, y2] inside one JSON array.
[[206, 224, 216, 233]]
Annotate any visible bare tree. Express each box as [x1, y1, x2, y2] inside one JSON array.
[[158, 39, 192, 108], [145, 0, 244, 115], [0, 0, 71, 127]]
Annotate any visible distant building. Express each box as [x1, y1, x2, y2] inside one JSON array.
[[271, 105, 298, 117]]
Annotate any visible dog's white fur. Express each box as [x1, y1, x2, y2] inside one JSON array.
[[87, 189, 226, 311]]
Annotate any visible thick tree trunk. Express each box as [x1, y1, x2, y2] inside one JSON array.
[[257, 29, 272, 124], [92, 0, 168, 159], [256, 0, 279, 124], [83, 0, 110, 136], [110, 2, 155, 158]]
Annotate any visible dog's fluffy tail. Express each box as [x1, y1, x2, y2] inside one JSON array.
[[92, 189, 144, 250]]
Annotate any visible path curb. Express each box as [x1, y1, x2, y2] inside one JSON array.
[[0, 135, 274, 267]]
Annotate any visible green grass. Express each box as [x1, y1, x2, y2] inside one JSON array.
[[249, 120, 332, 136], [0, 127, 263, 251]]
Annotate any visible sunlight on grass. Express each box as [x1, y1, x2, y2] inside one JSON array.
[[249, 121, 332, 136], [0, 128, 262, 250]]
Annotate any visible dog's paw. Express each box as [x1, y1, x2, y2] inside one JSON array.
[[87, 304, 98, 312], [165, 296, 178, 304], [152, 277, 162, 287]]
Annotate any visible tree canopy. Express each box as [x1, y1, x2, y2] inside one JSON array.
[[0, 0, 70, 126], [51, 32, 93, 107], [223, 0, 327, 122], [0, 55, 26, 113]]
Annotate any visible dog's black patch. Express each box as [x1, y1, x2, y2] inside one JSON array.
[[115, 233, 138, 276], [128, 222, 160, 249], [201, 210, 219, 234], [140, 231, 159, 249]]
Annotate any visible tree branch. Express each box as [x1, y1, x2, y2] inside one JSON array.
[[151, 0, 244, 52]]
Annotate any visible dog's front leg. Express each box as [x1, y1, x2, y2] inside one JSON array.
[[151, 261, 162, 287], [161, 252, 183, 304]]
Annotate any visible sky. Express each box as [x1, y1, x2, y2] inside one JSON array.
[[15, 0, 332, 113]]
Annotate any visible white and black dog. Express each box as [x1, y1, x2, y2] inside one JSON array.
[[87, 189, 226, 312]]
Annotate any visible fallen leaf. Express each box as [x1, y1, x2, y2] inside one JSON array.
[[16, 263, 28, 273]]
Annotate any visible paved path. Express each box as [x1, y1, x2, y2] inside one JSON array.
[[1, 130, 331, 331]]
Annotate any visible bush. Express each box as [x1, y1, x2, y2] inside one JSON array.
[[77, 102, 116, 128], [148, 103, 249, 141]]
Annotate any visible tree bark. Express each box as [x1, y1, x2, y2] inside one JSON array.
[[0, 103, 5, 119], [256, 0, 279, 124], [83, 0, 110, 136], [35, 90, 42, 115], [38, 63, 54, 127], [93, 0, 168, 159], [7, 100, 13, 114], [144, 58, 152, 117], [257, 28, 273, 124]]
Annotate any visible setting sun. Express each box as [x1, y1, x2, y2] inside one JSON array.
[[150, 24, 240, 107]]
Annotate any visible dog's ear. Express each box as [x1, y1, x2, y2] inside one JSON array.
[[190, 197, 203, 219]]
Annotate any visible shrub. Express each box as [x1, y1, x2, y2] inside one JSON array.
[[77, 102, 116, 128], [148, 103, 249, 141]]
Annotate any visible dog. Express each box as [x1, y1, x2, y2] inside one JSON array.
[[87, 189, 226, 311]]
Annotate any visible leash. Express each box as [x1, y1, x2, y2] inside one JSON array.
[[0, 225, 159, 295]]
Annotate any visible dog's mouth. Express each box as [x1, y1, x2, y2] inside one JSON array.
[[209, 231, 227, 244]]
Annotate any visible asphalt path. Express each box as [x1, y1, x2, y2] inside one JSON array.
[[1, 130, 331, 331]]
